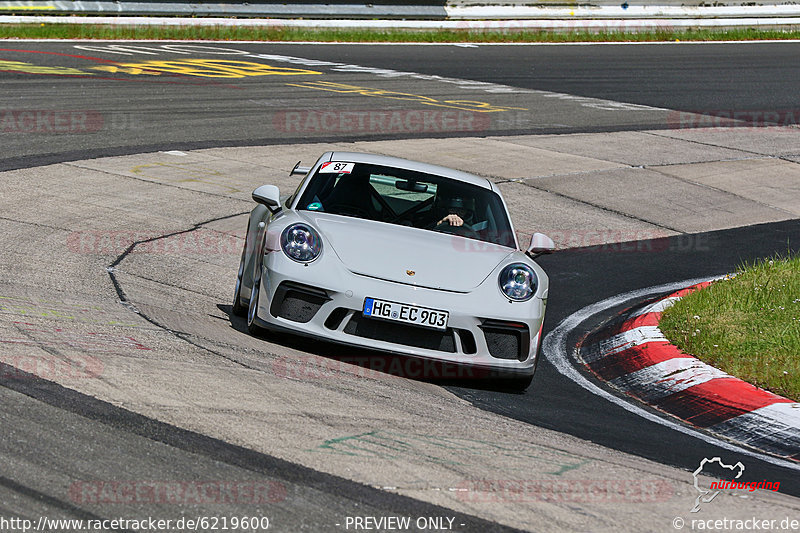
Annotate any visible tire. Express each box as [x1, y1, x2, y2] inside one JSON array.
[[246, 221, 268, 335], [247, 231, 267, 336], [247, 273, 265, 335], [231, 240, 248, 317]]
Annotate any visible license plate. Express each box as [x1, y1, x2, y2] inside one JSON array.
[[362, 297, 449, 331]]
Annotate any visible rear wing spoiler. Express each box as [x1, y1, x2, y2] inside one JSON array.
[[290, 161, 311, 176]]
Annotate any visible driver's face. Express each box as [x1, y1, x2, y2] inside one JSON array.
[[450, 207, 470, 219]]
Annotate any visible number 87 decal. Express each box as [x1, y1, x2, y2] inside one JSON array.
[[319, 162, 355, 174]]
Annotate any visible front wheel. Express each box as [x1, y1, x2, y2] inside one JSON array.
[[232, 242, 248, 317], [247, 221, 268, 335], [247, 274, 265, 335]]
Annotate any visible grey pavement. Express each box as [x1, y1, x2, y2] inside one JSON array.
[[1, 125, 799, 531]]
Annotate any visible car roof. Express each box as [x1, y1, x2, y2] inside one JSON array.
[[329, 151, 494, 190]]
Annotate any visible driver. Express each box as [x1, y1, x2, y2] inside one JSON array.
[[434, 195, 476, 229]]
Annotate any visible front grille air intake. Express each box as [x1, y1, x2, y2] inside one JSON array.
[[344, 314, 456, 352], [479, 320, 530, 361], [270, 282, 330, 323]]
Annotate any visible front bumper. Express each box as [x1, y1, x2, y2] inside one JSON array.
[[252, 249, 546, 376]]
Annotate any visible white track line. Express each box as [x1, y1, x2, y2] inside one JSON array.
[[542, 276, 800, 472]]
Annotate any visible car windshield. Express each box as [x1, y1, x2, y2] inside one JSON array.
[[295, 161, 515, 248]]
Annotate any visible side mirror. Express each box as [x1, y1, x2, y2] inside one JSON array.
[[526, 232, 556, 257], [252, 185, 281, 212], [290, 161, 311, 176]]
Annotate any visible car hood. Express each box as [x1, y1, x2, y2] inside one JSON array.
[[302, 212, 515, 292]]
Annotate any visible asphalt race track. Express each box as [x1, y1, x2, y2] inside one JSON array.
[[4, 41, 800, 170], [1, 41, 799, 532]]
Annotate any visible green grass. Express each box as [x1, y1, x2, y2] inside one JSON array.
[[660, 254, 800, 401], [1, 23, 800, 42]]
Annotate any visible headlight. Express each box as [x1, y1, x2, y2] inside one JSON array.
[[280, 224, 322, 263], [498, 263, 537, 301]]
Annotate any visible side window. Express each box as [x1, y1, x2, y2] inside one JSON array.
[[286, 171, 316, 209]]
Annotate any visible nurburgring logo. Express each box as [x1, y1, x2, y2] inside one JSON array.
[[690, 457, 781, 513], [691, 457, 744, 513], [671, 457, 793, 530]]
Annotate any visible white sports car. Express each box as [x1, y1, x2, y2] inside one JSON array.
[[233, 152, 553, 389]]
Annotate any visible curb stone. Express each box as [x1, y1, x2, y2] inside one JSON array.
[[578, 282, 800, 462]]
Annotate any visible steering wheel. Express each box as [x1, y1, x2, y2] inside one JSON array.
[[436, 223, 479, 238]]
